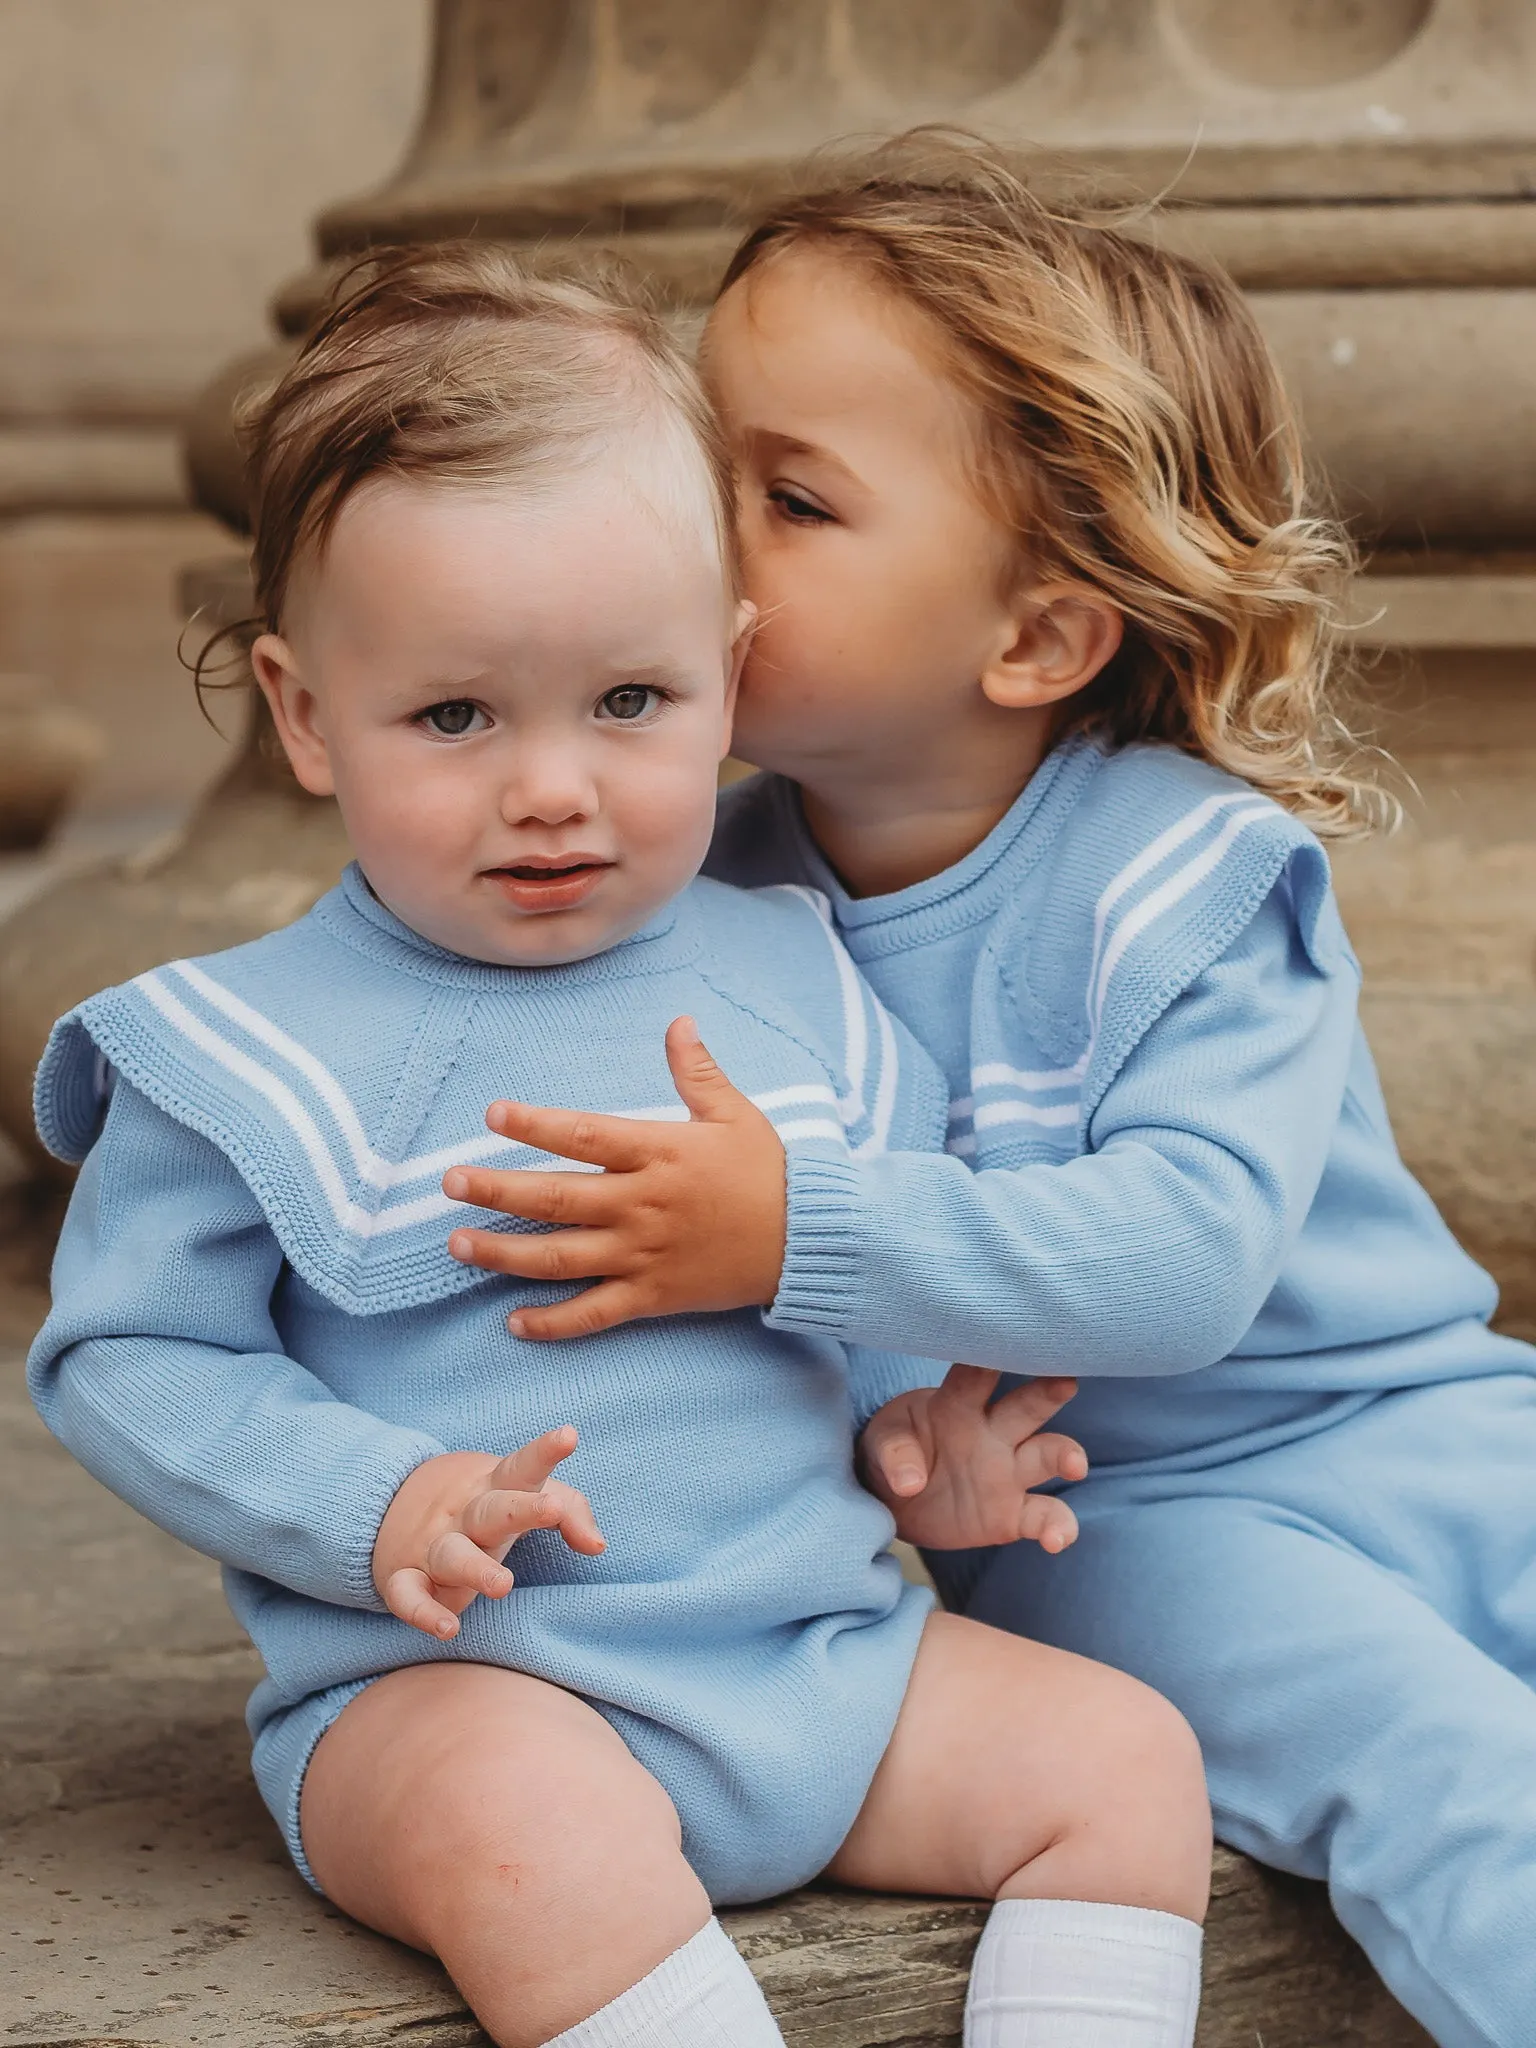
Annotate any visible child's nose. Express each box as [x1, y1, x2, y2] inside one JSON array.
[[498, 743, 599, 826]]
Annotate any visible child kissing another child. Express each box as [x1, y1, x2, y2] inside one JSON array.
[[447, 138, 1536, 2048]]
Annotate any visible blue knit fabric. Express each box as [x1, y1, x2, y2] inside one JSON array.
[[710, 733, 1536, 2046], [28, 865, 941, 1903], [710, 734, 1527, 1442]]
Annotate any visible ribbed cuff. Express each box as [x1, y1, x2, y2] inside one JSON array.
[[333, 1429, 447, 1612], [986, 1897, 1204, 1956], [545, 1918, 772, 2045], [847, 1351, 940, 1430], [764, 1149, 866, 1339]]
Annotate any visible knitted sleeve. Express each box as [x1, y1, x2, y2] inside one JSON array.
[[842, 1348, 943, 1428], [27, 1077, 445, 1607], [727, 884, 951, 1422], [766, 877, 1357, 1378]]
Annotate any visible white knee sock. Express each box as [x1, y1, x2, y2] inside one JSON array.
[[964, 1899, 1203, 2048], [543, 1917, 785, 2046]]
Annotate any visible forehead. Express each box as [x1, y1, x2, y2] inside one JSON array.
[[301, 469, 729, 662], [706, 245, 979, 462]]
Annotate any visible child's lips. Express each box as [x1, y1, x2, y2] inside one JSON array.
[[486, 860, 613, 914]]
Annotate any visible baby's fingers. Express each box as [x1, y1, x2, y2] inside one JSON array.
[[542, 1477, 607, 1556], [861, 1418, 930, 1500], [490, 1424, 579, 1494], [991, 1374, 1080, 1445], [1019, 1493, 1080, 1556], [1012, 1430, 1089, 1493], [423, 1529, 517, 1600], [461, 1484, 568, 1552], [382, 1565, 468, 1640]]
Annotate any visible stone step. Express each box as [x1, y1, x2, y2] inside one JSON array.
[[5, 1765, 1429, 2048], [728, 1855, 1430, 2047]]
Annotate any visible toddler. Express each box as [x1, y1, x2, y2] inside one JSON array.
[[446, 141, 1536, 2048], [28, 246, 1210, 2048]]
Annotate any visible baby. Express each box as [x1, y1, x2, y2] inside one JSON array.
[[28, 247, 1209, 2048]]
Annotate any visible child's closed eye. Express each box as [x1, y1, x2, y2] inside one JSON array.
[[767, 484, 836, 527]]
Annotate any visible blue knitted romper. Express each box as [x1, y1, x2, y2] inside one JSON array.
[[29, 865, 942, 1903]]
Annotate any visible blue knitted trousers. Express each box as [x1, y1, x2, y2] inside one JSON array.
[[936, 1370, 1536, 2048]]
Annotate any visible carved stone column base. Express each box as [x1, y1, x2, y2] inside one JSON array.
[[0, 675, 103, 853], [1333, 648, 1536, 1342], [0, 562, 348, 1169]]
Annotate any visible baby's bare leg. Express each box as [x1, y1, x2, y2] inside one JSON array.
[[830, 1614, 1209, 2043], [300, 1663, 712, 2047], [829, 1610, 1210, 1914]]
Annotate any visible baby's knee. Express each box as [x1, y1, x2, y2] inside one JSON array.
[[416, 1728, 684, 1911], [1069, 1672, 1211, 1918], [1117, 1673, 1206, 1801], [303, 1668, 691, 1948]]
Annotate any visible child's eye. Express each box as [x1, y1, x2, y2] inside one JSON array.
[[417, 700, 488, 738], [768, 485, 834, 527], [598, 684, 663, 722]]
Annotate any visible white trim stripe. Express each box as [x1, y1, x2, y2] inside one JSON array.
[[973, 1097, 1079, 1132], [971, 1059, 1086, 1094], [134, 964, 871, 1245], [947, 793, 1279, 1159], [167, 961, 515, 1190], [860, 994, 900, 1157], [750, 1083, 841, 1115], [1087, 791, 1253, 992], [1089, 802, 1272, 1030], [773, 886, 868, 1125], [774, 1117, 847, 1144], [137, 972, 495, 1239]]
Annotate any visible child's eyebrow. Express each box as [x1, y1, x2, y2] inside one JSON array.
[[596, 659, 694, 689], [746, 429, 869, 496]]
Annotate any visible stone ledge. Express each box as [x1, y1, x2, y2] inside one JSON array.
[[4, 1789, 1432, 2048], [0, 427, 188, 515]]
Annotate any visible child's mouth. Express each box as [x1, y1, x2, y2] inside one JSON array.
[[487, 860, 613, 914]]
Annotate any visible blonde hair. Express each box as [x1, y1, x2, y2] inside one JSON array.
[[720, 133, 1390, 837], [242, 241, 737, 636]]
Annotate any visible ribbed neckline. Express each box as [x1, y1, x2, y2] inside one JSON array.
[[772, 734, 1102, 951], [314, 861, 698, 991]]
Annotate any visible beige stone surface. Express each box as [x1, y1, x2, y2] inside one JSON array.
[[0, 674, 103, 851], [1333, 649, 1536, 1342], [0, 0, 428, 435], [314, 0, 1536, 236], [0, 515, 237, 819], [0, 1, 430, 819]]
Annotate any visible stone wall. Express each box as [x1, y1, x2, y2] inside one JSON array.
[[0, 0, 429, 820]]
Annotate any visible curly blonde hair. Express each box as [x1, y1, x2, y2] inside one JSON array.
[[720, 134, 1391, 837]]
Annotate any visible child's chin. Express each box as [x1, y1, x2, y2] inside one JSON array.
[[476, 905, 643, 970]]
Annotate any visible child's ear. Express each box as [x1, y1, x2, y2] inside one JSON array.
[[721, 598, 758, 756], [250, 634, 336, 797], [981, 583, 1123, 714]]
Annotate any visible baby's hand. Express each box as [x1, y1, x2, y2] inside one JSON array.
[[372, 1424, 605, 1639], [859, 1367, 1086, 1554]]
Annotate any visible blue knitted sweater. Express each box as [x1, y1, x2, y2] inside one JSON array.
[[28, 865, 942, 1902], [710, 736, 1531, 1473]]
